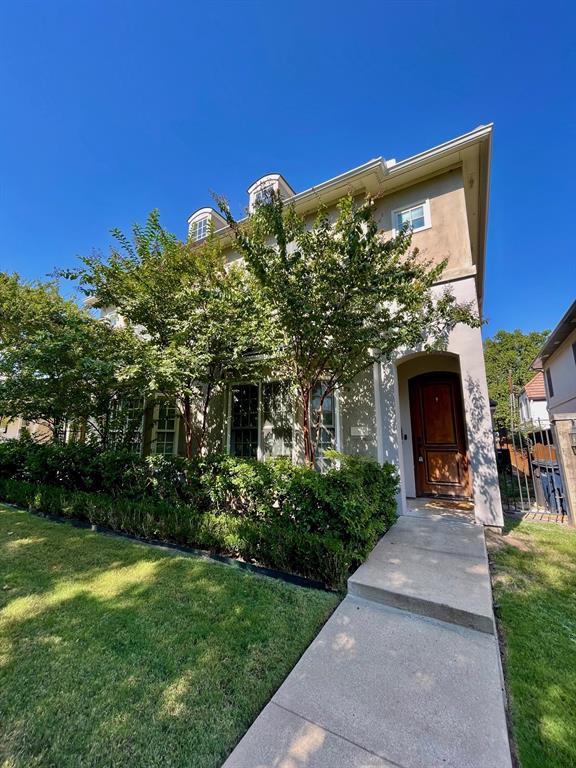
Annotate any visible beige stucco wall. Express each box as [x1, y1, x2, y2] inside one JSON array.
[[340, 366, 378, 460], [375, 276, 503, 527], [0, 417, 52, 443], [222, 169, 475, 282], [375, 168, 473, 276]]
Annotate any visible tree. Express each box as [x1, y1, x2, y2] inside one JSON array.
[[218, 192, 482, 466], [0, 273, 144, 444], [484, 328, 549, 424], [67, 211, 275, 458]]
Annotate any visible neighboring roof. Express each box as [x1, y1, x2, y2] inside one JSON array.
[[533, 299, 576, 368], [522, 372, 546, 399]]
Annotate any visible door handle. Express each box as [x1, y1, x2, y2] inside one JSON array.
[[418, 456, 424, 463]]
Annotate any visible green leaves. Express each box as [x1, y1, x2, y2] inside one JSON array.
[[220, 192, 481, 464], [484, 328, 550, 424], [68, 211, 278, 456], [0, 273, 146, 443]]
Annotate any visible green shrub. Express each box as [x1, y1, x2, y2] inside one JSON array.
[[0, 439, 398, 587], [0, 478, 357, 588]]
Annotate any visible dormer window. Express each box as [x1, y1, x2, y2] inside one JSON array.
[[191, 217, 209, 241], [254, 184, 275, 207], [247, 173, 295, 213], [187, 207, 227, 242]]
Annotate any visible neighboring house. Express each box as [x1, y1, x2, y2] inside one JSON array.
[[519, 372, 550, 430], [533, 300, 576, 521], [109, 125, 504, 527]]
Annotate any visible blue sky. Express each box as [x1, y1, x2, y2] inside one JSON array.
[[0, 0, 574, 338]]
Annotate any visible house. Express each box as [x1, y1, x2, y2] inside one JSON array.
[[118, 125, 504, 528], [533, 299, 576, 521], [519, 372, 550, 430]]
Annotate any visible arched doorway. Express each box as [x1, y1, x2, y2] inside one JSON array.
[[408, 371, 471, 498]]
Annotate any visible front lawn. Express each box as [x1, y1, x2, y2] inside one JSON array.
[[489, 519, 576, 768], [0, 505, 338, 768]]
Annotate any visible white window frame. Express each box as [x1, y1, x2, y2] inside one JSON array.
[[310, 382, 342, 470], [191, 216, 209, 242], [250, 182, 276, 212], [226, 381, 296, 460], [391, 199, 431, 236], [151, 401, 180, 456]]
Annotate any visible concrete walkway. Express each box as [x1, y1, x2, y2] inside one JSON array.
[[223, 504, 512, 768]]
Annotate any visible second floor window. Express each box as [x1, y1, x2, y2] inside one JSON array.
[[546, 368, 554, 398], [191, 217, 209, 241], [393, 200, 431, 234]]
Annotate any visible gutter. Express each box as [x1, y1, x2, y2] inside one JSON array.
[[212, 124, 494, 240], [533, 299, 576, 368]]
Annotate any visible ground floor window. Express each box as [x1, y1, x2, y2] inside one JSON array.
[[228, 381, 294, 459], [230, 384, 259, 458], [122, 396, 144, 452], [152, 401, 178, 456], [227, 380, 340, 465], [311, 382, 337, 469]]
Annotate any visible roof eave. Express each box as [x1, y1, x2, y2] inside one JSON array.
[[533, 299, 576, 367]]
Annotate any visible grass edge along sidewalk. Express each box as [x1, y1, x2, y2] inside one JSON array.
[[0, 504, 339, 768], [488, 519, 576, 768]]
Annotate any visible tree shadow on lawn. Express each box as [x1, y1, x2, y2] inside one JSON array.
[[489, 521, 576, 768], [0, 507, 337, 768]]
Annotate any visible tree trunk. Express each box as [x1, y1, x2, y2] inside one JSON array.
[[301, 385, 315, 467], [182, 393, 195, 460], [198, 383, 213, 458]]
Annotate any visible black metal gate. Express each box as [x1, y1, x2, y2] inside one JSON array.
[[494, 396, 566, 520]]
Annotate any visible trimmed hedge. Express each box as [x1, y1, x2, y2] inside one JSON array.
[[0, 440, 398, 588]]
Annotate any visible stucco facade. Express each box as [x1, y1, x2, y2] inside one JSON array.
[[140, 125, 503, 527]]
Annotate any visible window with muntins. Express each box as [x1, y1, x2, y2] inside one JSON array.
[[393, 201, 430, 233], [191, 217, 209, 241], [253, 184, 274, 207], [311, 382, 336, 469], [230, 384, 259, 458], [124, 397, 144, 452], [155, 402, 177, 455]]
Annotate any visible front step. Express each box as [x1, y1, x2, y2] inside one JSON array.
[[347, 518, 495, 634]]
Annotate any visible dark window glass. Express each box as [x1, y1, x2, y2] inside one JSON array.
[[311, 382, 336, 469], [546, 368, 554, 398], [155, 402, 176, 456], [230, 385, 259, 458]]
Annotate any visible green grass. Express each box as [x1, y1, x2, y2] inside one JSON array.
[[0, 505, 338, 768], [490, 519, 576, 768]]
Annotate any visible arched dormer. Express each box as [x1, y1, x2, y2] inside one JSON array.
[[247, 173, 294, 213], [187, 207, 227, 242]]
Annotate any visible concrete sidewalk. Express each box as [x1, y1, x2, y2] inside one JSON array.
[[223, 507, 512, 768]]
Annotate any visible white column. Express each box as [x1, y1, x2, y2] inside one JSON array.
[[446, 279, 504, 527]]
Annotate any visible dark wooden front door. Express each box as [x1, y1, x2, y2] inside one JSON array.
[[409, 372, 471, 498]]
